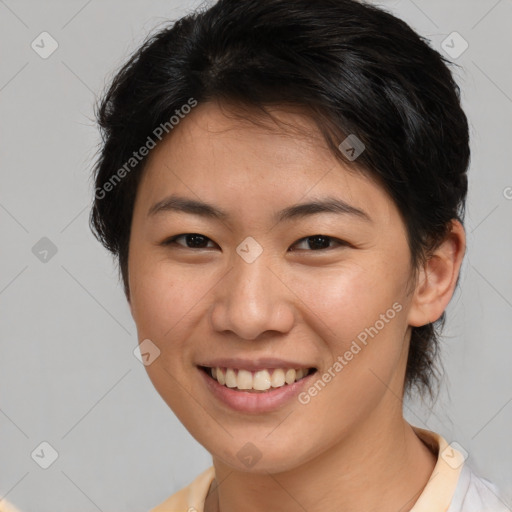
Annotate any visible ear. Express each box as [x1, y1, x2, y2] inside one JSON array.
[[407, 219, 466, 327]]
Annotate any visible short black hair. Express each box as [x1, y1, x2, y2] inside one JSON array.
[[90, 0, 470, 399]]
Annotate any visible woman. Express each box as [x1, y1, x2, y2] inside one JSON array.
[[90, 0, 509, 510]]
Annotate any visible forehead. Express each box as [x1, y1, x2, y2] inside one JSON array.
[[138, 101, 397, 224], [147, 101, 338, 176]]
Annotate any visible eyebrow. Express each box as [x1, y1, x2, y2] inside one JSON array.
[[148, 194, 372, 223]]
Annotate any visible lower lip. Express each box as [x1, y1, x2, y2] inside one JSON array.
[[198, 367, 317, 414]]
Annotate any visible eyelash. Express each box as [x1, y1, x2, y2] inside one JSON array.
[[161, 233, 349, 252]]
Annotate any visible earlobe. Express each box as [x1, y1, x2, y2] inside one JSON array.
[[407, 220, 466, 328]]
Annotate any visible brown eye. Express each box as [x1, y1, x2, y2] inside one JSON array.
[[162, 233, 216, 249], [290, 235, 347, 251]]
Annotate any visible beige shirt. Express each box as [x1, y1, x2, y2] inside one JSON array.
[[149, 427, 509, 512], [0, 499, 22, 512]]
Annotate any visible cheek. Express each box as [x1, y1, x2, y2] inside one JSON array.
[[290, 260, 410, 392], [291, 269, 409, 435], [129, 253, 209, 344], [294, 261, 405, 339]]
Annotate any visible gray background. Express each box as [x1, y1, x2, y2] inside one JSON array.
[[0, 0, 511, 511]]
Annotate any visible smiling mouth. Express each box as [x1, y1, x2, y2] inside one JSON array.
[[198, 365, 317, 393]]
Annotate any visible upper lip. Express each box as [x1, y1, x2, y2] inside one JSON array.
[[197, 357, 316, 372]]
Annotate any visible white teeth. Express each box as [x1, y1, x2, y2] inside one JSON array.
[[225, 368, 237, 388], [271, 368, 285, 387], [216, 367, 226, 385], [237, 369, 253, 390], [285, 368, 296, 384], [253, 369, 271, 390], [209, 366, 311, 391]]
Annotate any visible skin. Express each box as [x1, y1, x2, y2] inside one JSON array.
[[127, 100, 466, 512]]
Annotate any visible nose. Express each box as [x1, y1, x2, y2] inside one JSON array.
[[209, 253, 295, 341]]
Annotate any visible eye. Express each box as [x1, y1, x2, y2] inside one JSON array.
[[290, 235, 348, 251], [161, 233, 217, 249], [161, 233, 348, 252]]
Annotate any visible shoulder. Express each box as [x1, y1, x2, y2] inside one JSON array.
[[149, 466, 215, 512], [410, 426, 510, 512], [0, 500, 23, 512], [448, 464, 510, 512]]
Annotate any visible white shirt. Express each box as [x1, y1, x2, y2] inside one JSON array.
[[448, 463, 510, 511]]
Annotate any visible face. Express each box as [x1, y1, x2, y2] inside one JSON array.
[[128, 101, 418, 473]]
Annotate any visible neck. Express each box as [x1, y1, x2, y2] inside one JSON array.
[[205, 405, 436, 512]]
